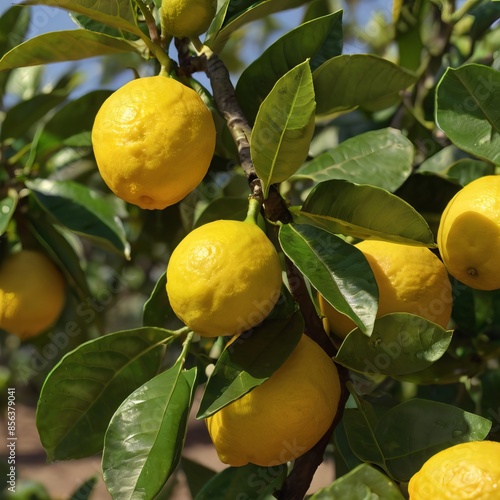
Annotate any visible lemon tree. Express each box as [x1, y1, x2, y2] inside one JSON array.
[[1, 1, 500, 500]]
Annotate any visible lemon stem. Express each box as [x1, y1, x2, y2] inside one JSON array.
[[190, 35, 204, 53], [245, 197, 262, 224]]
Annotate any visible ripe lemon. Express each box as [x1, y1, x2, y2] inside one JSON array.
[[319, 240, 452, 338], [437, 175, 500, 290], [92, 75, 216, 210], [166, 219, 282, 337], [206, 334, 341, 466], [161, 0, 217, 38], [0, 250, 66, 339], [408, 440, 500, 499]]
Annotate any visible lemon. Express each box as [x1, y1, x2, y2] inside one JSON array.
[[92, 75, 216, 210], [166, 219, 282, 337], [408, 440, 500, 499], [0, 250, 66, 339], [206, 335, 341, 466], [319, 240, 452, 338], [437, 175, 500, 291], [161, 0, 217, 38]]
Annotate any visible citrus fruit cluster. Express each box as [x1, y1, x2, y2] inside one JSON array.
[[319, 240, 453, 338], [408, 440, 500, 499], [0, 250, 66, 339], [92, 75, 216, 210]]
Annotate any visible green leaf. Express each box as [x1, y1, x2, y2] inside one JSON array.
[[296, 179, 436, 245], [251, 61, 316, 197], [197, 309, 303, 419], [26, 178, 130, 258], [205, 0, 230, 41], [1, 92, 68, 141], [36, 327, 173, 461], [207, 0, 309, 52], [181, 458, 217, 499], [195, 463, 287, 500], [193, 197, 249, 229], [435, 64, 500, 164], [374, 399, 493, 481], [313, 54, 417, 117], [296, 128, 414, 192], [446, 158, 495, 185], [335, 313, 453, 376], [68, 476, 98, 500], [22, 0, 141, 35], [26, 211, 91, 302], [0, 190, 17, 236], [310, 464, 405, 500], [103, 366, 198, 500], [0, 30, 143, 71], [35, 89, 113, 159], [279, 224, 378, 336], [142, 272, 176, 329], [235, 11, 343, 123]]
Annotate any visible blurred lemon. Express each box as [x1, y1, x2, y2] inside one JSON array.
[[409, 440, 500, 499], [92, 75, 216, 210], [206, 335, 341, 466], [166, 219, 282, 337], [0, 250, 66, 339], [161, 0, 217, 38], [437, 175, 500, 290], [319, 240, 452, 338]]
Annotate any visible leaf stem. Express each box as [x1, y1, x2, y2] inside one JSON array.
[[245, 196, 262, 224]]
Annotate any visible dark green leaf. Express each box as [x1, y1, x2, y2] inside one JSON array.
[[181, 458, 217, 499], [194, 197, 249, 228], [296, 128, 414, 192], [236, 11, 343, 123], [36, 90, 112, 159], [36, 327, 173, 461], [0, 6, 30, 56], [68, 476, 98, 500], [0, 191, 17, 236], [0, 30, 143, 71], [103, 367, 198, 500], [207, 0, 309, 52], [251, 61, 316, 197], [310, 464, 405, 500], [335, 313, 453, 376], [374, 399, 493, 481], [142, 272, 176, 329], [205, 0, 230, 41], [195, 463, 287, 500], [313, 54, 417, 117], [197, 309, 303, 418], [446, 158, 495, 185], [279, 223, 378, 336], [435, 64, 500, 165], [1, 93, 68, 141], [26, 210, 91, 302], [26, 178, 130, 258], [296, 179, 436, 245]]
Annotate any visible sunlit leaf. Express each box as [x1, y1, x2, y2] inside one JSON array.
[[36, 327, 173, 461], [103, 367, 197, 499], [296, 179, 435, 245], [436, 64, 500, 164], [251, 61, 316, 197], [296, 128, 414, 192], [335, 313, 453, 376], [279, 224, 378, 336]]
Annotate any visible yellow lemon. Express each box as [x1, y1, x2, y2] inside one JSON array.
[[0, 250, 66, 339], [319, 240, 452, 338], [161, 0, 217, 38], [92, 75, 216, 210], [206, 334, 341, 466], [437, 175, 500, 290], [166, 219, 282, 337], [408, 440, 500, 499]]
